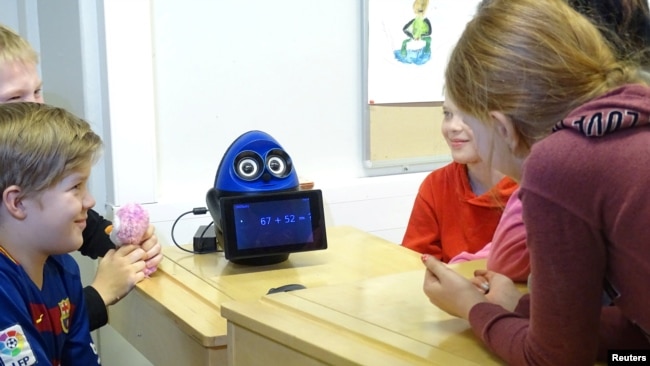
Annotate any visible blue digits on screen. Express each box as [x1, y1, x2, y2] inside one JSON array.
[[260, 213, 311, 225], [234, 198, 314, 249]]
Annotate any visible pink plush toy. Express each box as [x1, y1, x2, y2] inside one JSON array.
[[104, 203, 156, 276]]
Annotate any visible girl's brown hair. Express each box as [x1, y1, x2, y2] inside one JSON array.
[[446, 0, 644, 147]]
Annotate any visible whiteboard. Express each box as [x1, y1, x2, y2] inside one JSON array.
[[361, 0, 481, 173]]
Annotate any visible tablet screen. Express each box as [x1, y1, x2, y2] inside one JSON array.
[[219, 189, 327, 262]]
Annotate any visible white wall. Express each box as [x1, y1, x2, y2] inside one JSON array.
[[95, 0, 445, 246]]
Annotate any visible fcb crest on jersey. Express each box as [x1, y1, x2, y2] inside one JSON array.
[[58, 298, 71, 334]]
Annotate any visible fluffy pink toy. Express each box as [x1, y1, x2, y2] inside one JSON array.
[[105, 203, 156, 276]]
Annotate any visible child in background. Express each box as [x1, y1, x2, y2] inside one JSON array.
[[401, 97, 517, 262], [0, 23, 162, 331], [570, 0, 650, 65], [422, 0, 650, 363], [0, 102, 102, 365]]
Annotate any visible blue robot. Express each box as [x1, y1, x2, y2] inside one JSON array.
[[206, 130, 327, 265]]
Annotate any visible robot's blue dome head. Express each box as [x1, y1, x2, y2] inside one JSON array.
[[214, 130, 299, 194]]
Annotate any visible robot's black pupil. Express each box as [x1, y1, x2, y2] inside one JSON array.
[[242, 162, 255, 174], [269, 160, 281, 172], [236, 156, 262, 180]]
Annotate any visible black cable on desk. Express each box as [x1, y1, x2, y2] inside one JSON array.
[[170, 207, 220, 254]]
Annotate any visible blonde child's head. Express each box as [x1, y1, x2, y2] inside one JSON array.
[[0, 102, 102, 199], [0, 24, 42, 103], [0, 24, 38, 66]]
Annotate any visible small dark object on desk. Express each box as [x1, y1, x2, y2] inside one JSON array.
[[267, 284, 307, 295]]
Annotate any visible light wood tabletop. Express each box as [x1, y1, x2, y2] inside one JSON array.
[[108, 225, 427, 365], [221, 259, 506, 366]]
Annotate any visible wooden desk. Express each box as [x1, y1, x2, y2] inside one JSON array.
[[221, 260, 506, 366], [108, 226, 425, 365]]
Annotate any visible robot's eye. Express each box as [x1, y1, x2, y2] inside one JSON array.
[[267, 157, 285, 175], [266, 149, 292, 178], [240, 159, 258, 175], [234, 152, 263, 181]]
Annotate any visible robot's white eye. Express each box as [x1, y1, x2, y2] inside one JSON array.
[[234, 152, 263, 181], [267, 156, 285, 175], [266, 149, 292, 178], [239, 158, 259, 177]]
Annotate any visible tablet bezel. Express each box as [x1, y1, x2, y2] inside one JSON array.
[[219, 189, 327, 263]]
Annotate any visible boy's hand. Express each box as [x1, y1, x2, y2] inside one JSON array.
[[92, 245, 146, 306], [139, 224, 162, 273]]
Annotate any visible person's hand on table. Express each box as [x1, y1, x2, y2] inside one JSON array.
[[421, 254, 488, 320], [472, 269, 522, 312]]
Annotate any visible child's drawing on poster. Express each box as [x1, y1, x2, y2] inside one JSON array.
[[368, 0, 480, 104], [395, 0, 432, 65]]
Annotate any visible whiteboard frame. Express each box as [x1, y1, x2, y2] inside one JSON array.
[[361, 0, 451, 176]]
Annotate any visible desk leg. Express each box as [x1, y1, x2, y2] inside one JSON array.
[[110, 289, 227, 365]]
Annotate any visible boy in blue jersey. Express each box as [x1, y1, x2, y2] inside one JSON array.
[[0, 22, 162, 332], [0, 102, 102, 365]]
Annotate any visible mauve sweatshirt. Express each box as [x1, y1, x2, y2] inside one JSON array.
[[469, 84, 650, 365]]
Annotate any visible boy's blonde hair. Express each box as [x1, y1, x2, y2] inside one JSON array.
[[445, 0, 645, 147], [0, 102, 102, 198], [0, 24, 38, 65]]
